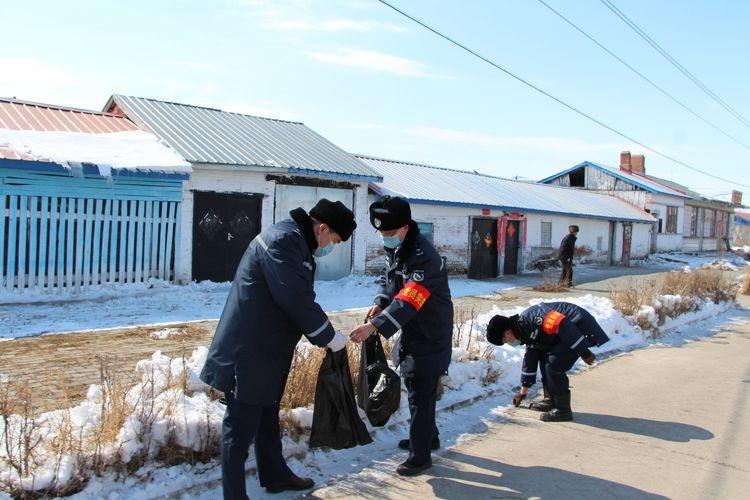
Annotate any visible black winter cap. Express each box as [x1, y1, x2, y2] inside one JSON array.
[[486, 315, 513, 345], [369, 196, 411, 231], [310, 199, 357, 241]]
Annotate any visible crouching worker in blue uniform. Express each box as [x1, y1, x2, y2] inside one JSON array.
[[486, 302, 609, 422], [350, 196, 453, 477], [200, 199, 355, 499]]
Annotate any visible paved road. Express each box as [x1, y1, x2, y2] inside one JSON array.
[[312, 295, 750, 500]]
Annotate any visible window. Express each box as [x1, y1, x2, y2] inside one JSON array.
[[706, 210, 716, 237], [688, 206, 698, 237], [417, 222, 434, 244], [541, 221, 552, 247], [666, 206, 678, 234], [596, 236, 603, 251]]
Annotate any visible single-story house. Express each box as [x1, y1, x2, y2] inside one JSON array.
[[357, 155, 656, 277], [540, 152, 739, 253], [540, 152, 691, 252], [0, 97, 191, 291], [104, 95, 382, 282]]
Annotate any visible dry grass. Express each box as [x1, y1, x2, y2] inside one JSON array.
[[532, 269, 569, 293], [610, 269, 737, 334], [610, 278, 658, 318], [741, 268, 750, 295]]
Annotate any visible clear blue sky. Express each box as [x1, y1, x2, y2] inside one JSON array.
[[3, 0, 749, 199]]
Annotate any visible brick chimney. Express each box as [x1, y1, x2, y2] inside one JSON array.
[[631, 154, 645, 175], [620, 151, 632, 172]]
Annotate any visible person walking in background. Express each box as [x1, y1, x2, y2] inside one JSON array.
[[558, 225, 579, 287], [200, 199, 355, 499], [349, 196, 453, 477]]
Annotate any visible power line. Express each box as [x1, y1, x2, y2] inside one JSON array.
[[375, 0, 750, 188], [600, 0, 750, 131], [536, 0, 750, 150]]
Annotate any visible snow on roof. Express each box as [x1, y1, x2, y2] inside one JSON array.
[[358, 155, 656, 223], [0, 128, 191, 174]]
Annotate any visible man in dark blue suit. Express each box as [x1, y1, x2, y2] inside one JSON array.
[[200, 199, 355, 499]]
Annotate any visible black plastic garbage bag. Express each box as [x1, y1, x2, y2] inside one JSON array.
[[357, 334, 401, 427], [309, 348, 373, 450]]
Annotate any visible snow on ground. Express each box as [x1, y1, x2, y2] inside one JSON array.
[[637, 251, 748, 270], [0, 276, 509, 340], [3, 291, 741, 499]]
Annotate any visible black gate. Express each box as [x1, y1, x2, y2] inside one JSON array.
[[468, 218, 498, 279], [192, 191, 262, 282], [503, 220, 520, 275]]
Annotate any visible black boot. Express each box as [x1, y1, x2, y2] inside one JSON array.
[[398, 435, 440, 451], [540, 391, 573, 422], [528, 388, 554, 412]]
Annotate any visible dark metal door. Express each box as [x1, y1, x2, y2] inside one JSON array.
[[503, 220, 520, 275], [193, 191, 262, 282], [468, 218, 498, 279]]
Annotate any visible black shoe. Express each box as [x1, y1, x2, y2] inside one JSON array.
[[529, 388, 553, 412], [398, 436, 440, 451], [396, 459, 432, 476], [540, 391, 573, 422], [265, 474, 314, 494]]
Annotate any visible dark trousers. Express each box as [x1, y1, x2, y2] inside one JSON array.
[[404, 375, 440, 466], [544, 344, 580, 395], [221, 393, 292, 500], [559, 258, 573, 286]]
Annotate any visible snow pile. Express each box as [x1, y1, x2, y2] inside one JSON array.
[[0, 348, 221, 495], [0, 129, 191, 174], [149, 328, 182, 340], [0, 292, 738, 497]]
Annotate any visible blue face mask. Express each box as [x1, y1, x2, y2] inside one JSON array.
[[382, 233, 402, 249], [315, 241, 334, 258], [506, 339, 521, 347]]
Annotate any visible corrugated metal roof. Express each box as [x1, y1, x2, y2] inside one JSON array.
[[540, 161, 690, 198], [0, 98, 138, 133], [358, 155, 655, 223], [106, 95, 382, 181]]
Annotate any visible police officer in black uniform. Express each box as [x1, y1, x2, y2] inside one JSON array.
[[486, 301, 609, 421], [200, 199, 355, 499], [350, 196, 453, 476]]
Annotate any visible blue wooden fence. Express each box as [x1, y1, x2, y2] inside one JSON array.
[[0, 166, 184, 291]]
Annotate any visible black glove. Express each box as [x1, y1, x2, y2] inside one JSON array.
[[512, 393, 526, 407], [582, 350, 596, 365]]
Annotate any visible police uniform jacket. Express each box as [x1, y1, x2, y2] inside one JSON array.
[[516, 302, 610, 388], [199, 208, 335, 406], [370, 221, 453, 378]]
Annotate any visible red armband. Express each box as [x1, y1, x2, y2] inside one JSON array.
[[542, 310, 566, 335], [395, 282, 431, 311]]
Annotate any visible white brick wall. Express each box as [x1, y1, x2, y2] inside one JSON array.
[[363, 197, 654, 275]]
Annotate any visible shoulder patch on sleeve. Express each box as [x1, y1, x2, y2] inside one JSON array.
[[542, 310, 566, 335], [534, 316, 543, 326], [411, 271, 425, 282]]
